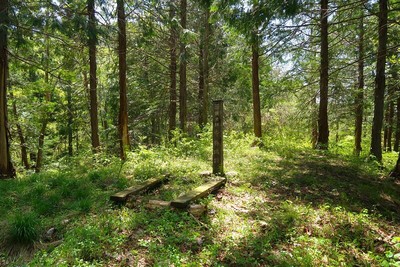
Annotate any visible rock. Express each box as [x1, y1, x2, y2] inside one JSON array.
[[208, 209, 216, 215], [225, 171, 238, 178], [196, 236, 204, 246], [258, 221, 268, 232], [44, 227, 56, 241], [145, 200, 171, 209], [189, 204, 207, 217], [199, 171, 212, 177]]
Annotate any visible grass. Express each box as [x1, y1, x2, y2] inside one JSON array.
[[0, 132, 400, 266]]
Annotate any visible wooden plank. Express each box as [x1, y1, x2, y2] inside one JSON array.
[[110, 175, 168, 203], [171, 178, 226, 208]]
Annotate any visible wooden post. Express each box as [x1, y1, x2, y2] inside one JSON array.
[[213, 100, 224, 175]]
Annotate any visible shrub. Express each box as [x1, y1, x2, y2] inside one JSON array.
[[8, 212, 41, 245]]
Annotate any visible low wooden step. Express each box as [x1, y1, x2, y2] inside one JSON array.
[[110, 175, 168, 203], [171, 178, 226, 208]]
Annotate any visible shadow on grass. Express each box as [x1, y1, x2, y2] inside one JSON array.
[[253, 148, 400, 222]]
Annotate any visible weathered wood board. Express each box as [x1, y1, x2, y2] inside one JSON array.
[[110, 175, 168, 203], [171, 178, 226, 208]]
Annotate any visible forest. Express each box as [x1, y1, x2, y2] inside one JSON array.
[[1, 0, 400, 266]]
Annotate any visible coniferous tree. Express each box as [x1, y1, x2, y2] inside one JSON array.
[[317, 0, 329, 149], [370, 0, 388, 161], [179, 0, 187, 132], [354, 8, 364, 156], [117, 0, 130, 160], [0, 0, 14, 178], [88, 0, 100, 150], [169, 2, 177, 138]]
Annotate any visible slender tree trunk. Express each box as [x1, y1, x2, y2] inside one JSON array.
[[395, 75, 400, 151], [67, 86, 73, 156], [354, 12, 364, 156], [35, 29, 51, 173], [10, 94, 29, 169], [198, 5, 210, 128], [317, 0, 329, 149], [151, 114, 158, 144], [117, 0, 130, 160], [179, 0, 187, 132], [370, 0, 388, 161], [198, 31, 205, 127], [0, 0, 15, 178], [311, 95, 318, 148], [387, 98, 394, 151], [384, 105, 389, 150], [35, 121, 47, 172], [203, 7, 210, 126], [88, 0, 100, 150], [169, 3, 177, 139], [251, 31, 262, 139]]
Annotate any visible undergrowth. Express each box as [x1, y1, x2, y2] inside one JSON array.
[[0, 130, 399, 266]]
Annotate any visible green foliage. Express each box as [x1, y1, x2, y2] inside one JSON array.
[[8, 212, 41, 245], [0, 133, 399, 266]]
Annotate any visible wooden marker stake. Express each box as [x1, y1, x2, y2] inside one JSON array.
[[212, 100, 224, 176]]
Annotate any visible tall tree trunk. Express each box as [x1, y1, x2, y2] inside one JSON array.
[[387, 97, 394, 151], [311, 95, 318, 148], [67, 85, 73, 156], [0, 0, 15, 178], [35, 121, 47, 172], [179, 0, 187, 132], [198, 4, 210, 128], [354, 11, 364, 156], [10, 94, 29, 169], [198, 34, 205, 127], [35, 28, 51, 173], [169, 3, 177, 139], [384, 105, 389, 150], [88, 0, 100, 150], [203, 6, 210, 126], [317, 0, 329, 149], [117, 0, 130, 160], [370, 0, 388, 161], [251, 31, 262, 139], [395, 72, 400, 151]]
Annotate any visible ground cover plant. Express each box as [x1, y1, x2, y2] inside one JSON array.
[[0, 132, 399, 266]]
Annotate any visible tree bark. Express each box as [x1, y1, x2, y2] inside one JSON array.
[[0, 0, 15, 178], [395, 72, 400, 151], [370, 0, 388, 161], [387, 98, 394, 151], [198, 4, 210, 129], [354, 11, 364, 156], [251, 31, 262, 139], [88, 0, 100, 150], [35, 120, 47, 172], [311, 95, 318, 148], [203, 6, 210, 127], [384, 105, 389, 150], [35, 20, 51, 173], [169, 3, 177, 139], [179, 0, 187, 133], [10, 94, 29, 169], [317, 0, 329, 149], [117, 0, 130, 160], [198, 34, 205, 127], [67, 86, 73, 156]]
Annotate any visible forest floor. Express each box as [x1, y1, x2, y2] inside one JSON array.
[[1, 133, 400, 266]]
